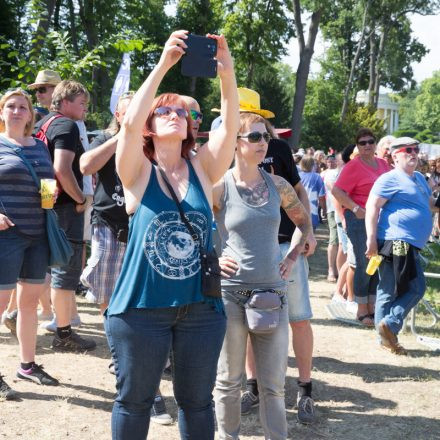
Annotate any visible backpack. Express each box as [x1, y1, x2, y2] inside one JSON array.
[[35, 113, 63, 146]]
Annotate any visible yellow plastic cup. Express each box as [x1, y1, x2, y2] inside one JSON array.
[[366, 255, 383, 275], [41, 178, 57, 209]]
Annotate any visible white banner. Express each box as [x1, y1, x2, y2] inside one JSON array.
[[110, 53, 131, 114]]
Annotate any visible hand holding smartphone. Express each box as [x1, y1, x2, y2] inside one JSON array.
[[181, 34, 218, 78]]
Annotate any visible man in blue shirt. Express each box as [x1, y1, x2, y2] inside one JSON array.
[[365, 137, 438, 354]]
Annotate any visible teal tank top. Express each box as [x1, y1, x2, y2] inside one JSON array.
[[107, 160, 222, 315]]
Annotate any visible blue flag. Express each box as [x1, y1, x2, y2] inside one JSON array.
[[110, 53, 130, 114]]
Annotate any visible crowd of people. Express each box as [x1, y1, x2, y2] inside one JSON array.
[[1, 30, 439, 440]]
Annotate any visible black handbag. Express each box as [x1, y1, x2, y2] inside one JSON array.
[[156, 165, 222, 298]]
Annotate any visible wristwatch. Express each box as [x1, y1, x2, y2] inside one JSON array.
[[352, 204, 360, 214]]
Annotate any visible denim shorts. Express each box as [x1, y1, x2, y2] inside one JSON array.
[[0, 228, 49, 289], [50, 203, 84, 290], [280, 242, 313, 322]]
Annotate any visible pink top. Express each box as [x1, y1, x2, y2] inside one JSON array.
[[334, 156, 390, 209]]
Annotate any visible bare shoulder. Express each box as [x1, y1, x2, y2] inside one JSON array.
[[270, 174, 301, 210], [270, 174, 292, 194]]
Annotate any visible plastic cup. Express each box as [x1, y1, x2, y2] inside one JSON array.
[[366, 255, 383, 275], [41, 178, 57, 209]]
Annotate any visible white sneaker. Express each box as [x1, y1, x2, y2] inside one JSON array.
[[331, 293, 346, 304], [37, 311, 54, 322], [346, 301, 358, 314], [40, 318, 57, 333]]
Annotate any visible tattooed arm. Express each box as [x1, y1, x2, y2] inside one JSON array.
[[272, 175, 312, 279]]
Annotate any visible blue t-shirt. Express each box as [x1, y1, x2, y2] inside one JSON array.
[[371, 169, 432, 249], [299, 171, 325, 228]]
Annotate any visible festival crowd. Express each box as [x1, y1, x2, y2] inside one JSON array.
[[0, 31, 439, 440]]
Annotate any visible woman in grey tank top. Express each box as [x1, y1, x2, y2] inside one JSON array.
[[213, 113, 312, 440]]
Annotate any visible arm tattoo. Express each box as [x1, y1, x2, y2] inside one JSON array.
[[275, 177, 301, 210], [236, 180, 269, 206]]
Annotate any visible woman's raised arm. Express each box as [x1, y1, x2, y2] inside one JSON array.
[[196, 35, 239, 184], [116, 30, 189, 189]]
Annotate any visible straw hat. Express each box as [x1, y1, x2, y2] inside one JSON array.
[[212, 87, 275, 119], [28, 70, 62, 89]]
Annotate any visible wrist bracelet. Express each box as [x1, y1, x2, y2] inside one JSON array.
[[78, 197, 87, 205]]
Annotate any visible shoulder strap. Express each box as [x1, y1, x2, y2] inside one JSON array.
[[40, 114, 63, 135], [0, 135, 40, 189]]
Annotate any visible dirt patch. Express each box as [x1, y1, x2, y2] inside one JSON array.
[[1, 225, 439, 439]]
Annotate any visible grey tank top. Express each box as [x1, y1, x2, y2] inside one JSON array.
[[215, 168, 287, 291]]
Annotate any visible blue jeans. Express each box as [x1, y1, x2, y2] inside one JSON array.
[[344, 210, 377, 304], [105, 302, 226, 440], [375, 253, 426, 335]]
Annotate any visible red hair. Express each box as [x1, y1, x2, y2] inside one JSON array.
[[142, 93, 195, 160]]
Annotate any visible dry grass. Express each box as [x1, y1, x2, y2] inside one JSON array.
[[0, 225, 439, 439]]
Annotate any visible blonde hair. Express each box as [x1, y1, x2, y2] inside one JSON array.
[[0, 88, 35, 136], [106, 93, 134, 136], [51, 80, 89, 111], [300, 156, 315, 172], [239, 112, 266, 135]]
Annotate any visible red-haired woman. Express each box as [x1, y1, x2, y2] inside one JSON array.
[[104, 30, 239, 439], [0, 89, 59, 399]]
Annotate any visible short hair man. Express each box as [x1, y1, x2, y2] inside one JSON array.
[[366, 137, 437, 354], [34, 80, 95, 352]]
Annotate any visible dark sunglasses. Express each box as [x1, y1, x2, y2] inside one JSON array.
[[36, 86, 48, 94], [395, 146, 420, 154], [120, 91, 135, 98], [237, 131, 271, 143], [154, 106, 188, 119], [190, 109, 203, 122], [358, 139, 376, 146]]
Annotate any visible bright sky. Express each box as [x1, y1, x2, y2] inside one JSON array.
[[282, 13, 440, 86]]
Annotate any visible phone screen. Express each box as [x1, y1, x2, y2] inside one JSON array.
[[181, 34, 218, 78]]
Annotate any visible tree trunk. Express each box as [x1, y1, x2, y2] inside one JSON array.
[[289, 1, 322, 149], [340, 0, 371, 122], [189, 76, 197, 96], [368, 30, 376, 107], [29, 0, 56, 60], [373, 25, 387, 108], [67, 0, 79, 56]]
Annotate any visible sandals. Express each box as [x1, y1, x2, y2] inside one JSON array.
[[357, 314, 375, 327]]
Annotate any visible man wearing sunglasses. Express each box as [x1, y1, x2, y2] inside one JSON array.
[[28, 70, 62, 119], [365, 137, 437, 354]]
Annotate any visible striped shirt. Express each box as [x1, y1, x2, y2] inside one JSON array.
[[0, 138, 54, 237]]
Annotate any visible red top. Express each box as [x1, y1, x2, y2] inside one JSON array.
[[334, 156, 390, 209]]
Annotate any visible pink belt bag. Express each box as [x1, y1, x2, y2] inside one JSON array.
[[244, 289, 284, 334]]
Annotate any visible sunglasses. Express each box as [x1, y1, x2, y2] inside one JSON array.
[[395, 146, 420, 154], [237, 131, 271, 143], [358, 139, 376, 146], [190, 109, 203, 122], [120, 91, 135, 98], [36, 86, 48, 94], [154, 106, 188, 119]]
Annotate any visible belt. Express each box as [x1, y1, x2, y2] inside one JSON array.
[[235, 289, 285, 298]]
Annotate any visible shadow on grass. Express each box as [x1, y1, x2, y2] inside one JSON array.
[[309, 356, 440, 382]]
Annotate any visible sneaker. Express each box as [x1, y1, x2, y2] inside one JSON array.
[[241, 390, 259, 415], [346, 301, 358, 314], [0, 375, 17, 400], [37, 310, 54, 321], [17, 364, 59, 386], [3, 310, 18, 335], [297, 395, 315, 424], [331, 293, 346, 303], [40, 317, 82, 333], [150, 395, 173, 425], [51, 331, 96, 352]]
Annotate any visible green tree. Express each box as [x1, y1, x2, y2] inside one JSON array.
[[414, 71, 440, 135]]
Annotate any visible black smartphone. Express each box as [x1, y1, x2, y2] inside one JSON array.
[[181, 34, 218, 78]]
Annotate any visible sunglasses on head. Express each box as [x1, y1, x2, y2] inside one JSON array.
[[358, 138, 376, 146], [237, 131, 271, 143], [395, 145, 420, 154], [154, 106, 188, 119], [190, 109, 203, 122]]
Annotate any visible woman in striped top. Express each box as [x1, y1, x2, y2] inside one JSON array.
[[0, 88, 59, 397]]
